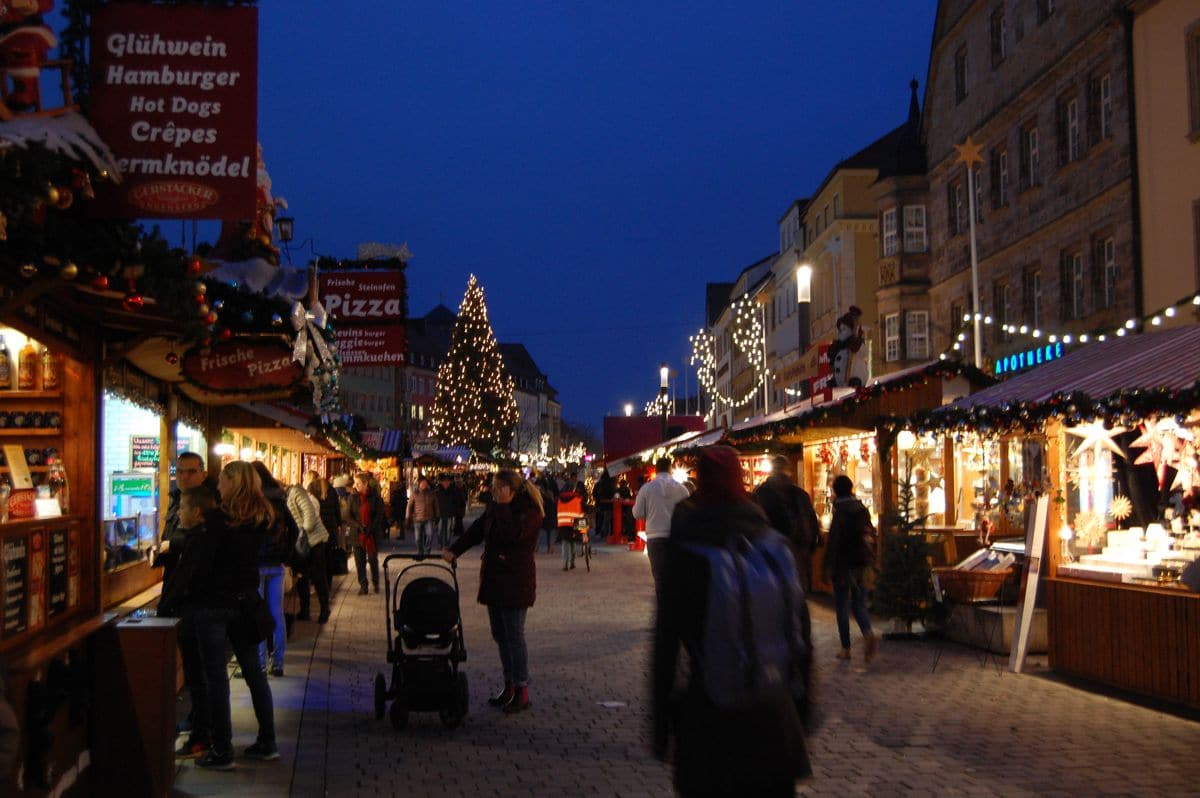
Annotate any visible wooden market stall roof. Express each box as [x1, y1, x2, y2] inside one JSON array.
[[725, 360, 992, 449], [946, 325, 1200, 410], [605, 427, 727, 476]]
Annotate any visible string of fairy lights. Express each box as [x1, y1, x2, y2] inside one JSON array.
[[680, 295, 770, 422], [429, 275, 519, 451], [940, 291, 1200, 361]]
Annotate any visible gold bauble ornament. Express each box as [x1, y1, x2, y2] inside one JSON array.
[[59, 262, 78, 280], [19, 263, 37, 278], [46, 186, 60, 205]]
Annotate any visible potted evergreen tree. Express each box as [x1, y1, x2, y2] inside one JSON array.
[[871, 462, 939, 637]]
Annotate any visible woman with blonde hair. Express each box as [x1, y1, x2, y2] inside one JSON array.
[[443, 469, 544, 713], [190, 460, 280, 769]]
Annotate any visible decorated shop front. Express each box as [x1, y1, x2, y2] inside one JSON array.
[[725, 361, 989, 592], [905, 325, 1200, 709]]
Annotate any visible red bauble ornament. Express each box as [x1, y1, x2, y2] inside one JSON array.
[[194, 293, 206, 305], [186, 256, 203, 277], [165, 351, 180, 366], [218, 327, 232, 341], [122, 293, 145, 312], [204, 312, 218, 326]]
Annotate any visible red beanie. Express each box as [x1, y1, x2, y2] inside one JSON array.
[[693, 445, 748, 506]]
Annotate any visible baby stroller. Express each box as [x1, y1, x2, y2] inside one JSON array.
[[373, 553, 469, 730]]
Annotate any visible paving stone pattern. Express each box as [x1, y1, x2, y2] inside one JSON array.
[[174, 529, 1200, 797]]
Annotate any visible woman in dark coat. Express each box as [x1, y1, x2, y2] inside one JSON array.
[[652, 445, 812, 797], [443, 469, 544, 713]]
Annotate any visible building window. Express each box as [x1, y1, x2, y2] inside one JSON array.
[[990, 8, 1007, 67], [1058, 95, 1081, 165], [833, 193, 841, 218], [950, 301, 965, 335], [1037, 0, 1055, 25], [1020, 124, 1040, 190], [955, 47, 969, 103], [1024, 269, 1043, 328], [823, 204, 830, 228], [991, 147, 1009, 207], [884, 313, 901, 362], [906, 311, 930, 359], [993, 282, 1011, 342], [1188, 23, 1200, 136], [948, 178, 965, 236], [1061, 250, 1085, 321], [882, 208, 898, 256], [1100, 236, 1117, 309], [903, 205, 927, 252]]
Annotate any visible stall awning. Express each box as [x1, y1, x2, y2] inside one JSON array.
[[605, 427, 727, 476], [947, 325, 1200, 410], [360, 429, 406, 456]]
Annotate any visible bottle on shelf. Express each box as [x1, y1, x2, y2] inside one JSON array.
[[40, 346, 58, 391], [17, 339, 38, 391], [0, 337, 11, 390], [47, 458, 68, 514]]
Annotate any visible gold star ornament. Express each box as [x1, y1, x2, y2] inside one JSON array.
[[955, 135, 986, 168]]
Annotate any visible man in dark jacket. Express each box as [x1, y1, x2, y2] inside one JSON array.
[[435, 474, 458, 549], [823, 474, 877, 662], [753, 455, 821, 592], [347, 472, 387, 594], [157, 451, 217, 582]]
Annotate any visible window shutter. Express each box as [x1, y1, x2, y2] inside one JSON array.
[[1056, 101, 1068, 168], [947, 183, 956, 236]]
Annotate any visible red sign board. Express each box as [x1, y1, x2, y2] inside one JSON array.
[[335, 326, 408, 366], [181, 340, 304, 393], [318, 270, 407, 365], [88, 4, 258, 219]]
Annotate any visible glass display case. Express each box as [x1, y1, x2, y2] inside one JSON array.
[[102, 510, 158, 573]]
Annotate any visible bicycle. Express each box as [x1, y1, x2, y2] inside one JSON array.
[[574, 516, 592, 572]]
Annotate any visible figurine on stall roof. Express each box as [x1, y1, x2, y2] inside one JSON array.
[[828, 305, 866, 388], [0, 0, 56, 117]]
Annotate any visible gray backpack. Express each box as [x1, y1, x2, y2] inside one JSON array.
[[681, 530, 807, 710]]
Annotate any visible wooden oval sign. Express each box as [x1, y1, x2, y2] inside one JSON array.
[[181, 340, 305, 393]]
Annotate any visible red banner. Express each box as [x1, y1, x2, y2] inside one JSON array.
[[182, 340, 304, 393], [88, 4, 258, 219], [318, 270, 407, 365]]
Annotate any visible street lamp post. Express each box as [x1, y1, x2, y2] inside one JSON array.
[[795, 260, 813, 398], [659, 362, 669, 441], [623, 403, 633, 417]]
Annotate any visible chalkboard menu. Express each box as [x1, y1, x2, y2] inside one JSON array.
[[129, 435, 194, 470], [48, 528, 67, 617], [3, 536, 28, 637]]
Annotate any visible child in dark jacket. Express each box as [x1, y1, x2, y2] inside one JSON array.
[[159, 486, 219, 759]]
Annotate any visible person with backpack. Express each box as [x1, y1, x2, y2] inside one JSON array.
[[753, 455, 821, 592], [823, 474, 878, 663], [652, 445, 812, 796]]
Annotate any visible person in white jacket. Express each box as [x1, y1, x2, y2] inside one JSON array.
[[286, 483, 332, 624]]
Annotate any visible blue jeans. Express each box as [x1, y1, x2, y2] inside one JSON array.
[[487, 606, 529, 686], [257, 566, 286, 671], [193, 607, 276, 753], [415, 520, 435, 555], [438, 516, 454, 548], [561, 539, 576, 569], [833, 575, 873, 650]]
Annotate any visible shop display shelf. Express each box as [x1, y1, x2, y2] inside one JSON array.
[[0, 391, 62, 400], [0, 429, 62, 436]]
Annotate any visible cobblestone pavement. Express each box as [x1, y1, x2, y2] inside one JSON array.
[[174, 531, 1200, 797]]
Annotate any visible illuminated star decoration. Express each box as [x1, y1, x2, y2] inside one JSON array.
[[954, 135, 986, 168], [1066, 421, 1127, 462], [1130, 420, 1169, 487]]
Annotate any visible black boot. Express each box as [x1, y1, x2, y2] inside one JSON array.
[[488, 683, 514, 707]]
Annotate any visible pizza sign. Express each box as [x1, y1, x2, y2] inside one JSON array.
[[181, 340, 304, 393]]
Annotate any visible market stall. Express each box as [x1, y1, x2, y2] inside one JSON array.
[[725, 361, 991, 592], [905, 325, 1200, 708]]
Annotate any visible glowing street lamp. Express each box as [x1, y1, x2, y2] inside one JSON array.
[[623, 403, 633, 417]]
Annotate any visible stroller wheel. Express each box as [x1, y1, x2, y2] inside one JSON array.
[[389, 694, 408, 731], [439, 671, 469, 729], [373, 674, 387, 720]]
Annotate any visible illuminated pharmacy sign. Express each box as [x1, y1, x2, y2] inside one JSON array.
[[994, 342, 1064, 375]]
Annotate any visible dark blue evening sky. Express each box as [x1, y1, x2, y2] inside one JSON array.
[[257, 1, 936, 433]]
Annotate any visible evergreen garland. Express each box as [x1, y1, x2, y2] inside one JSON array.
[[429, 275, 518, 454]]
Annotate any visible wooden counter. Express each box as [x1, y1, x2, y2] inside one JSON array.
[[1047, 577, 1200, 709]]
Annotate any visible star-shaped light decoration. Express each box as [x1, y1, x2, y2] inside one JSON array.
[[1131, 420, 1170, 487], [955, 135, 986, 168], [1169, 442, 1198, 493], [1066, 421, 1127, 462]]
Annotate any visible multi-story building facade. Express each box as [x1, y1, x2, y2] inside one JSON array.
[[1131, 0, 1200, 321], [500, 342, 562, 457], [925, 0, 1138, 363]]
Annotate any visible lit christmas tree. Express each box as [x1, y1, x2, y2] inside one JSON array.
[[430, 275, 520, 453]]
